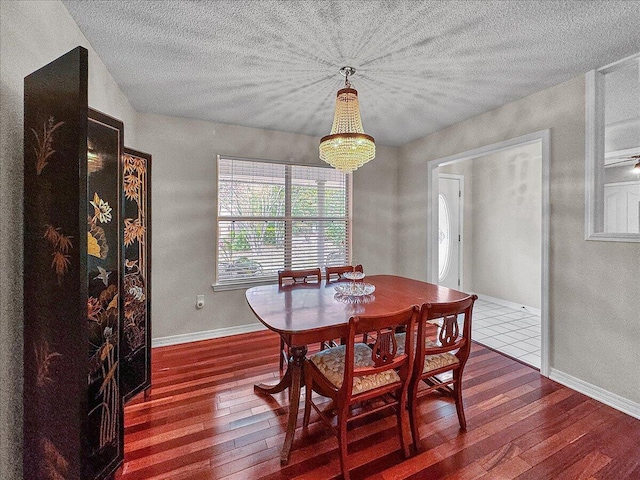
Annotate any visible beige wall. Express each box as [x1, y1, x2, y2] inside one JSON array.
[[399, 76, 640, 405], [0, 1, 139, 478], [441, 143, 542, 308], [134, 113, 399, 338]]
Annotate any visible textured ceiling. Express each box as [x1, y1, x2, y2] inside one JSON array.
[[62, 0, 640, 147]]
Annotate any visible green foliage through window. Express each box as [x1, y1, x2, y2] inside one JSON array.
[[216, 158, 350, 283]]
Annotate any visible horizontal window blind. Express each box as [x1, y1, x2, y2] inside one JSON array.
[[216, 157, 350, 284]]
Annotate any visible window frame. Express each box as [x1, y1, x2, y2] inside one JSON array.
[[585, 52, 640, 242], [213, 155, 353, 290]]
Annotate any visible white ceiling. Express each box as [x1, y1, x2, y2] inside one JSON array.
[[62, 0, 640, 147]]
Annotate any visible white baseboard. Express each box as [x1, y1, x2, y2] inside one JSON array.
[[549, 368, 640, 420], [475, 293, 541, 317], [152, 323, 267, 348]]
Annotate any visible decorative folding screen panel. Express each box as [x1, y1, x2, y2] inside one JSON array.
[[23, 47, 125, 480], [86, 108, 125, 479], [121, 148, 152, 403], [24, 44, 89, 480]]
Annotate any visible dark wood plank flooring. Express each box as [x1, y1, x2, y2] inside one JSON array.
[[118, 330, 640, 479]]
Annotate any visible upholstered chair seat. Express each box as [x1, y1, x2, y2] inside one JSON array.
[[394, 332, 433, 355], [422, 351, 459, 372], [308, 343, 401, 395], [394, 332, 459, 373]]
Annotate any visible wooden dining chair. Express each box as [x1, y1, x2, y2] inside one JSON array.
[[278, 267, 322, 287], [277, 268, 322, 371], [408, 295, 477, 451], [302, 305, 419, 480], [325, 264, 363, 282]]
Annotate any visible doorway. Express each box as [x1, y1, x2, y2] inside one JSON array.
[[426, 130, 550, 376]]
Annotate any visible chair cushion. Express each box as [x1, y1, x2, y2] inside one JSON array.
[[422, 351, 459, 373], [308, 343, 401, 395], [394, 332, 459, 373], [394, 332, 435, 355]]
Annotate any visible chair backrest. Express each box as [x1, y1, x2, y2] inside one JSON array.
[[342, 305, 419, 400], [417, 294, 477, 365], [325, 264, 363, 282], [278, 267, 322, 287]]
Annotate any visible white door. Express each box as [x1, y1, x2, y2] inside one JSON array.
[[604, 182, 640, 233], [438, 175, 462, 289]]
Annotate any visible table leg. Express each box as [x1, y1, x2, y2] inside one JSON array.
[[279, 345, 306, 465]]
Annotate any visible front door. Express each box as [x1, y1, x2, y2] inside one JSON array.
[[438, 175, 462, 289]]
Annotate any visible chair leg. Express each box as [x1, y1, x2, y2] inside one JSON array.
[[453, 370, 467, 430], [337, 409, 350, 480], [303, 369, 312, 428], [409, 381, 421, 452], [398, 390, 412, 458], [279, 338, 285, 371]]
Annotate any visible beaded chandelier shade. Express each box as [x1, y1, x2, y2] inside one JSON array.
[[319, 67, 375, 173]]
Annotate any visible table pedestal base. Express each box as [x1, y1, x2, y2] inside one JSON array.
[[254, 344, 307, 465]]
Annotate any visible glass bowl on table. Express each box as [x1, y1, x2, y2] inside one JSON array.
[[342, 271, 365, 281], [334, 281, 375, 296]]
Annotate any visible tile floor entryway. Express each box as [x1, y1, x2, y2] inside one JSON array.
[[472, 298, 541, 369]]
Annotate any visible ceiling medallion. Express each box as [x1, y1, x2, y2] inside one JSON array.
[[319, 66, 375, 173]]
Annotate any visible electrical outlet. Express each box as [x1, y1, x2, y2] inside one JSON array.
[[196, 295, 205, 309]]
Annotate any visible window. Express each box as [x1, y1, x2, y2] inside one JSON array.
[[585, 52, 640, 242], [215, 156, 351, 286]]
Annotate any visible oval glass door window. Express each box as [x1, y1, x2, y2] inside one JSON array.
[[438, 194, 451, 281]]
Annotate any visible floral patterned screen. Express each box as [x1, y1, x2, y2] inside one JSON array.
[[85, 109, 124, 478], [24, 48, 124, 480], [24, 45, 88, 480], [121, 148, 152, 402]]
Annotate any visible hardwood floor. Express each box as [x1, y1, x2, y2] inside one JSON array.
[[118, 330, 640, 480]]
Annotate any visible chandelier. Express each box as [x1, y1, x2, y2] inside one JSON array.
[[319, 66, 375, 173]]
